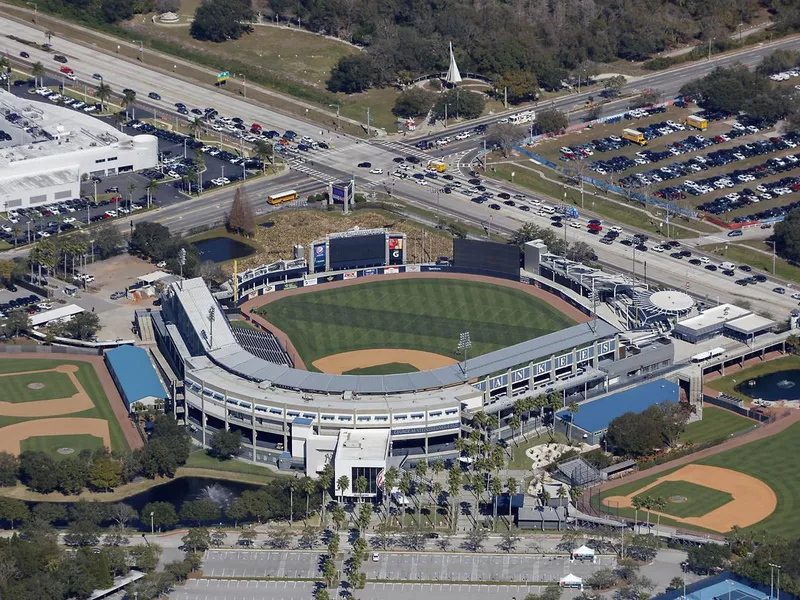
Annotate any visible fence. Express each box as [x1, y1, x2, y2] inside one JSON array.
[[703, 394, 772, 423], [0, 344, 101, 356]]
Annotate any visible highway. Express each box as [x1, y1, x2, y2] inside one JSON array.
[[2, 15, 800, 318]]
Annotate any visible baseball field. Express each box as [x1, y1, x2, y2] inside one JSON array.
[[595, 419, 800, 536], [254, 276, 579, 373], [0, 357, 131, 458]]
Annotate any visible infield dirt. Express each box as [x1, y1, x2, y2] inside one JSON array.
[[0, 365, 93, 417], [0, 417, 111, 455], [313, 349, 458, 374], [602, 464, 776, 532]]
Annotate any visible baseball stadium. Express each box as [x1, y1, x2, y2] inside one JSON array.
[[151, 231, 679, 498]]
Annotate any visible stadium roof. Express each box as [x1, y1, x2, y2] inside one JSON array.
[[105, 345, 168, 405], [173, 278, 619, 394], [558, 378, 679, 433]]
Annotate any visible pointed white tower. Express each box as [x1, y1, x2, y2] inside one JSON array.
[[445, 41, 462, 85]]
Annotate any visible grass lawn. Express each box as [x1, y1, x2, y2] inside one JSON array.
[[0, 359, 128, 453], [706, 356, 800, 402], [488, 161, 703, 239], [343, 363, 419, 375], [185, 450, 282, 479], [0, 372, 78, 403], [633, 481, 733, 518], [258, 278, 577, 365], [679, 406, 757, 445], [20, 434, 105, 458], [506, 431, 570, 470], [229, 320, 259, 331], [699, 242, 800, 285]]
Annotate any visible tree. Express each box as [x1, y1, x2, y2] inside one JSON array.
[[565, 401, 580, 439], [95, 82, 112, 111], [497, 529, 521, 553], [110, 502, 138, 529], [327, 55, 373, 94], [238, 528, 258, 547], [142, 501, 179, 532], [463, 528, 488, 552], [336, 476, 349, 503], [393, 88, 435, 119], [227, 187, 255, 237], [496, 71, 539, 104], [606, 411, 663, 457], [63, 311, 101, 341], [32, 502, 67, 524], [686, 544, 732, 574], [569, 241, 596, 263], [525, 584, 562, 600], [602, 75, 626, 98], [486, 123, 524, 158], [19, 451, 58, 493], [3, 310, 30, 338], [31, 61, 45, 87], [298, 526, 320, 549], [0, 452, 18, 486], [667, 576, 685, 592], [265, 527, 292, 549], [209, 429, 243, 460], [180, 499, 221, 526], [93, 222, 124, 259], [774, 210, 800, 263], [432, 89, 485, 121], [536, 108, 568, 135], [130, 221, 173, 260], [331, 504, 347, 531], [586, 568, 618, 589], [88, 457, 122, 491], [636, 88, 663, 107], [0, 498, 28, 529], [182, 527, 212, 552], [190, 0, 254, 42]]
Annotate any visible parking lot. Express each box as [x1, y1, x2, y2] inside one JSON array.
[[172, 579, 554, 600], [200, 550, 613, 583]]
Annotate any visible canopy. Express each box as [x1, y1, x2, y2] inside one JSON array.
[[560, 573, 583, 588], [572, 545, 596, 557]]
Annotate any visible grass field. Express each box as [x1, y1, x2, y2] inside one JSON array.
[[0, 359, 128, 454], [597, 420, 800, 536], [343, 363, 419, 376], [258, 278, 577, 365], [633, 481, 733, 518], [20, 434, 106, 458], [0, 372, 78, 403], [700, 242, 800, 285], [706, 356, 800, 402], [679, 406, 757, 445]]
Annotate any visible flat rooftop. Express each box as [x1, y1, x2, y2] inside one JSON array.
[[558, 378, 679, 433], [726, 314, 775, 335], [676, 304, 750, 332], [336, 429, 389, 462], [0, 89, 126, 166]]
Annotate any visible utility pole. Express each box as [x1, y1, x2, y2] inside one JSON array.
[[366, 106, 371, 137], [444, 103, 448, 128], [503, 86, 507, 109]]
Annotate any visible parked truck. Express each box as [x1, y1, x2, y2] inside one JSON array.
[[685, 115, 708, 130], [622, 128, 646, 145]]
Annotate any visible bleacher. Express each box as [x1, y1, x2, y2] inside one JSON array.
[[232, 326, 293, 367]]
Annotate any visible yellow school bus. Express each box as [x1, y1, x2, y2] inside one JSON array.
[[427, 160, 447, 173], [267, 190, 299, 205]]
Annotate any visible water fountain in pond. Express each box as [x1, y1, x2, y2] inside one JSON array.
[[197, 482, 235, 508], [777, 380, 796, 389]]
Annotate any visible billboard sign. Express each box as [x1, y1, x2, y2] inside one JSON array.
[[388, 236, 404, 265], [313, 243, 327, 271], [217, 71, 230, 83], [343, 271, 357, 280]]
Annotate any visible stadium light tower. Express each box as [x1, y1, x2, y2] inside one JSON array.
[[458, 331, 472, 377], [178, 247, 186, 289]]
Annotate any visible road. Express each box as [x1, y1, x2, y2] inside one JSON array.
[[2, 16, 800, 318]]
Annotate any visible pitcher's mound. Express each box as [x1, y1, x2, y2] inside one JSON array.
[[669, 495, 688, 503], [27, 382, 45, 390], [57, 447, 75, 455]]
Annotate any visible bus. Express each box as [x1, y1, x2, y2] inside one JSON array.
[[267, 190, 299, 205], [685, 115, 708, 130], [427, 160, 447, 173]]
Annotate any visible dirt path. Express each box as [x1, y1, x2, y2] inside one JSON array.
[[0, 417, 111, 455], [241, 272, 591, 371], [602, 464, 776, 532], [0, 354, 143, 450], [313, 349, 459, 374]]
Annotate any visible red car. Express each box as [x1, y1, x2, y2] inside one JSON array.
[[587, 222, 603, 233]]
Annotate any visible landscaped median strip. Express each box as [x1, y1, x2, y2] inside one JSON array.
[[196, 575, 569, 585]]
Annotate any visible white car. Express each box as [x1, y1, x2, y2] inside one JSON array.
[[416, 179, 428, 186], [372, 553, 379, 562], [370, 168, 383, 175], [65, 73, 77, 81], [569, 221, 582, 229], [0, 225, 10, 233], [610, 226, 622, 233], [157, 261, 167, 268], [791, 292, 800, 300], [63, 217, 76, 224], [104, 210, 117, 218]]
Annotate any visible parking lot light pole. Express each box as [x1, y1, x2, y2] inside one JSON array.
[[25, 2, 37, 23], [150, 511, 154, 535]]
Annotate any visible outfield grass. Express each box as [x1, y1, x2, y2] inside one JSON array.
[[633, 481, 733, 518], [679, 406, 757, 445], [258, 278, 577, 365], [0, 372, 78, 403], [706, 356, 800, 402], [343, 363, 419, 375], [0, 359, 128, 453], [20, 434, 106, 458]]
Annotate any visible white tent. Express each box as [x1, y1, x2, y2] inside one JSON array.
[[560, 573, 583, 589], [445, 41, 462, 85], [571, 545, 596, 562]]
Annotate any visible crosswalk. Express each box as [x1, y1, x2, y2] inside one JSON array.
[[286, 158, 338, 184], [375, 140, 431, 160]]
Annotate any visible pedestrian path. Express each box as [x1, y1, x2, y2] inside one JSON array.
[[375, 140, 431, 161], [286, 158, 339, 184]]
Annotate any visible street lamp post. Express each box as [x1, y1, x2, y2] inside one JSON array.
[[770, 563, 782, 600], [329, 103, 340, 131], [26, 2, 37, 23], [708, 37, 716, 60], [150, 511, 154, 535], [132, 40, 144, 64], [511, 171, 515, 185], [239, 73, 246, 98]]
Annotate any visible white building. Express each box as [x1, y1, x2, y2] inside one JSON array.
[[333, 429, 390, 499], [0, 89, 158, 210]]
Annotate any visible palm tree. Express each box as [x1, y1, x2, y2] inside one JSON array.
[[302, 477, 315, 523], [288, 478, 297, 525], [446, 468, 461, 530], [508, 414, 521, 446], [95, 82, 112, 112], [336, 475, 349, 505], [121, 89, 137, 118], [489, 475, 502, 531], [383, 466, 398, 519], [189, 116, 203, 138], [31, 61, 45, 87], [556, 485, 568, 517], [652, 496, 666, 536], [44, 30, 54, 44], [354, 476, 368, 504], [454, 436, 468, 457], [506, 477, 518, 522], [539, 488, 551, 508], [145, 178, 158, 208], [319, 463, 334, 524], [631, 496, 643, 533], [566, 401, 580, 439]]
